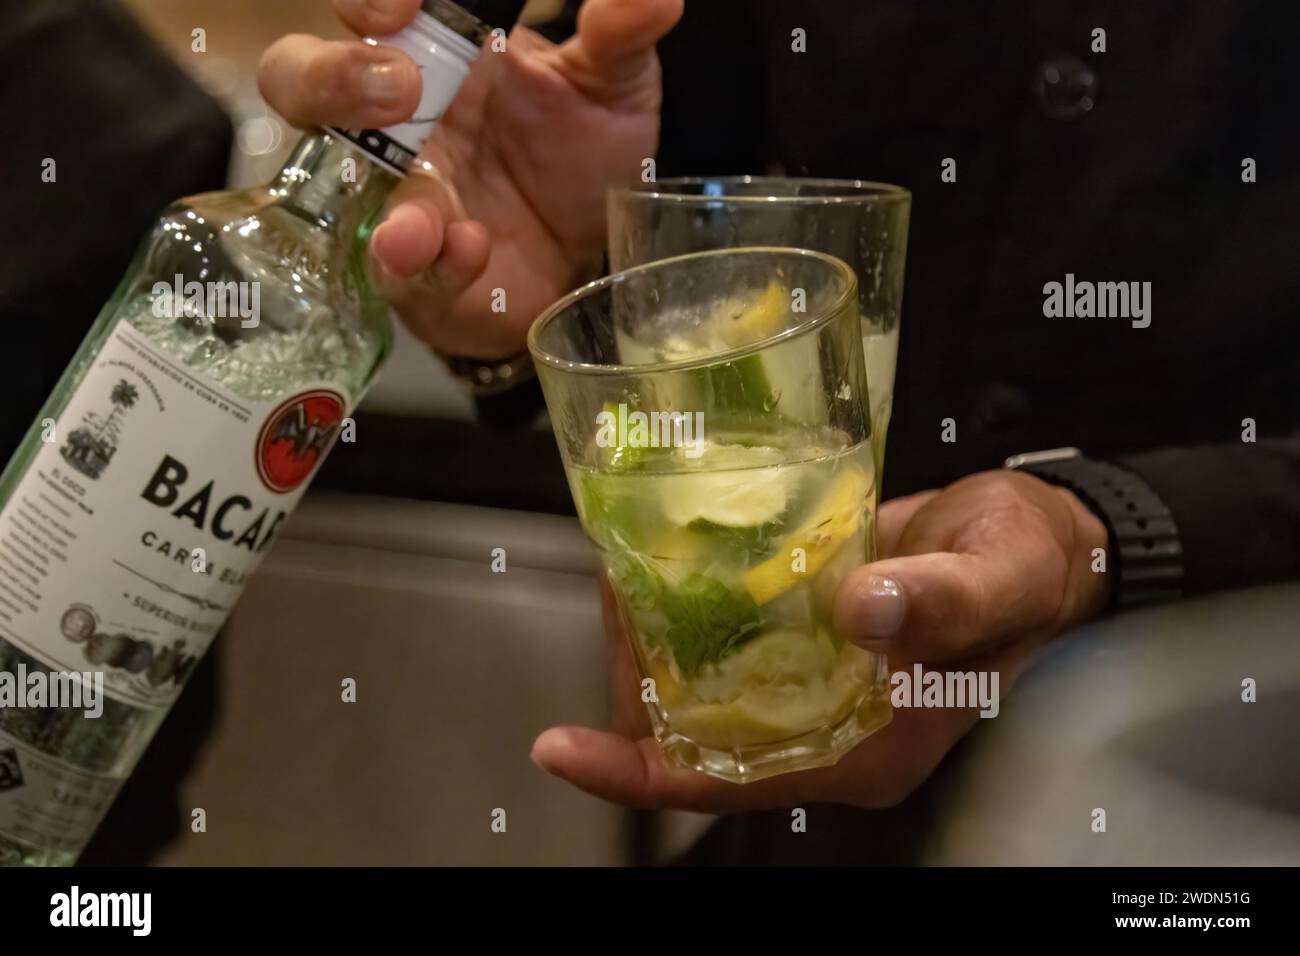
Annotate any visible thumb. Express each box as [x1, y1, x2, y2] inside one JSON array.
[[832, 547, 1069, 663], [567, 0, 683, 87]]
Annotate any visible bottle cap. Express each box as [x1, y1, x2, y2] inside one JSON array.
[[329, 1, 525, 175]]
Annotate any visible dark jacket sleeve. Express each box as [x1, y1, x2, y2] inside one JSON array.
[[0, 0, 233, 459], [1120, 436, 1300, 595]]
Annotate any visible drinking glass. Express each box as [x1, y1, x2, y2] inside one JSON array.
[[529, 247, 892, 783], [608, 177, 910, 478]]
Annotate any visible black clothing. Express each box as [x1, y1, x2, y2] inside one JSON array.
[[657, 0, 1300, 597], [0, 0, 233, 458], [654, 0, 1300, 863]]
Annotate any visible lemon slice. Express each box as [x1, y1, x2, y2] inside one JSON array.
[[717, 278, 790, 347], [669, 630, 860, 747], [645, 655, 684, 708], [685, 628, 834, 702], [742, 464, 869, 605]]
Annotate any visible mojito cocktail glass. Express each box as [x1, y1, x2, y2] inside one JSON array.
[[608, 177, 910, 480], [529, 248, 892, 784]]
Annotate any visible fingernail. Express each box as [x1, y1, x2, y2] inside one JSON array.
[[851, 575, 905, 644], [360, 62, 405, 106]]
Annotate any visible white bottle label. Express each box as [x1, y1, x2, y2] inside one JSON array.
[[0, 728, 124, 860], [0, 319, 351, 710], [327, 10, 482, 175]]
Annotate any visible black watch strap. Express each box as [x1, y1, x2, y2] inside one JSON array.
[[1005, 448, 1184, 608]]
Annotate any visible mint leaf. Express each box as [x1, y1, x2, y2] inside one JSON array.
[[610, 551, 661, 612], [660, 573, 762, 678], [607, 555, 763, 678]]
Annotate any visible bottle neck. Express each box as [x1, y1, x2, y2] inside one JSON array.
[[267, 3, 496, 240], [426, 0, 492, 45], [269, 133, 398, 239]]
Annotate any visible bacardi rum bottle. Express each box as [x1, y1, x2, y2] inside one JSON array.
[[0, 0, 523, 865]]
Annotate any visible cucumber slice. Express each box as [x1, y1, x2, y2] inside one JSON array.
[[613, 281, 824, 424], [717, 277, 822, 426], [700, 283, 789, 418], [662, 469, 794, 530], [754, 338, 824, 425]]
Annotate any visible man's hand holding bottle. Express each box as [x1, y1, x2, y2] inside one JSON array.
[[258, 0, 683, 359]]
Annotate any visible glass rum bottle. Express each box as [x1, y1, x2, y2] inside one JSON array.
[[0, 0, 522, 866]]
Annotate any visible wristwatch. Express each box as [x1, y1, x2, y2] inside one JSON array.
[[1003, 447, 1184, 608], [442, 351, 536, 398]]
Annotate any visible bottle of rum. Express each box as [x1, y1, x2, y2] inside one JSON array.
[[0, 0, 523, 865]]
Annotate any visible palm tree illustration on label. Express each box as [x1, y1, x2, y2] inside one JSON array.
[[61, 379, 139, 480]]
